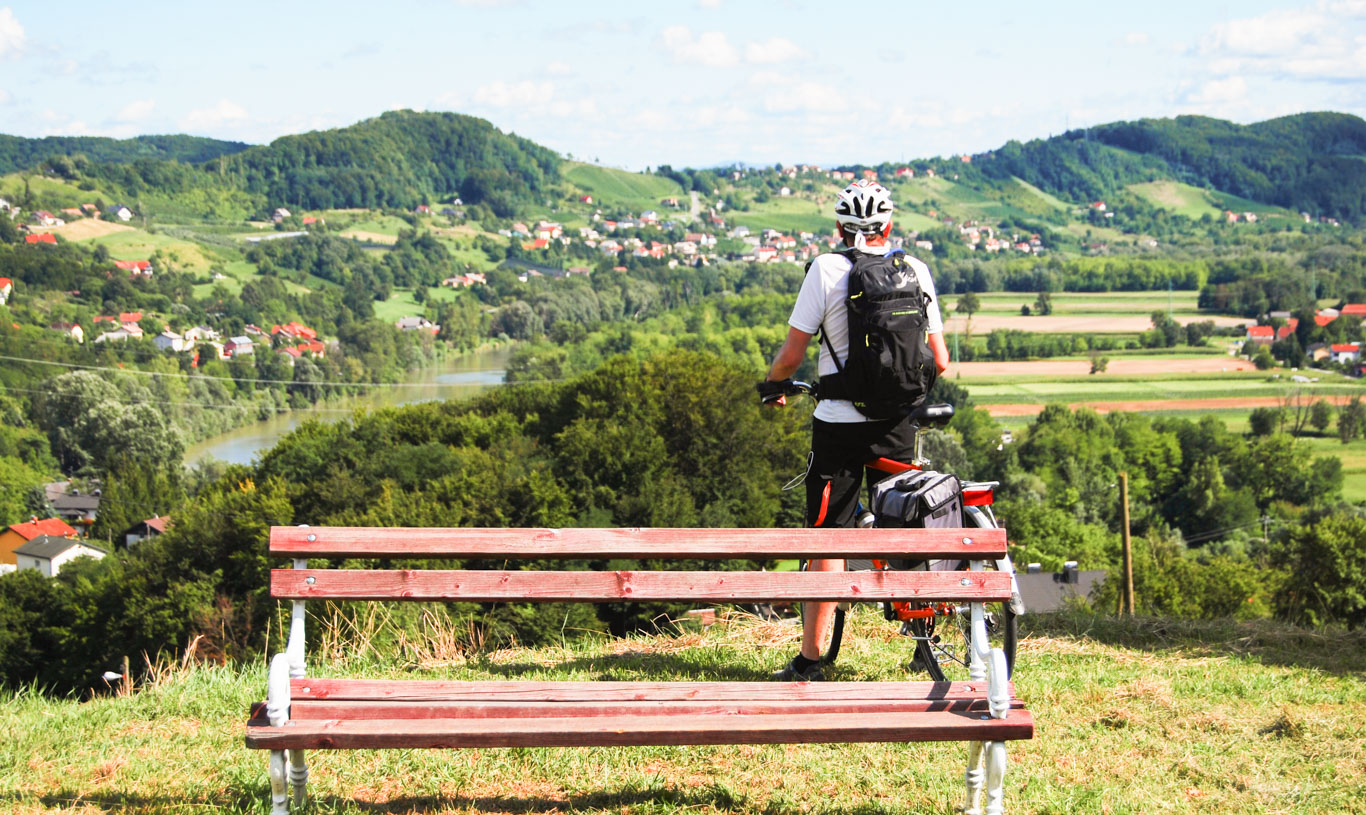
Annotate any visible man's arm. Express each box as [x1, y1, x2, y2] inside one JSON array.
[[767, 326, 813, 381], [929, 331, 950, 374]]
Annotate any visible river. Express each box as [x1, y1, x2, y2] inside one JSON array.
[[183, 347, 511, 466]]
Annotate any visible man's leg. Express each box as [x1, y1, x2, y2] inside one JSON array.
[[799, 420, 863, 660], [801, 558, 843, 660]]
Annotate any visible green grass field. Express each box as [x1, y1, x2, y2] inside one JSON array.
[[2, 611, 1361, 814], [564, 162, 685, 212], [0, 173, 118, 210], [89, 229, 220, 275], [970, 290, 1206, 317], [728, 196, 829, 235]]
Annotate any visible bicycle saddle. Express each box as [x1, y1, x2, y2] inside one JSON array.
[[910, 402, 954, 427]]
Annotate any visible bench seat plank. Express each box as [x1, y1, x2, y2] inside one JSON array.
[[272, 569, 1013, 603], [246, 709, 1034, 749], [252, 698, 1026, 721], [270, 526, 1006, 560], [288, 678, 1009, 702]]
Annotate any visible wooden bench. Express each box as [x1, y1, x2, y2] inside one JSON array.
[[246, 526, 1033, 815]]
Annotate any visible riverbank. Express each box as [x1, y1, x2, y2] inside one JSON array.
[[183, 346, 511, 466]]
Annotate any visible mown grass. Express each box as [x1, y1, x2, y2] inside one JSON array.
[[2, 610, 1362, 814], [564, 163, 684, 213]]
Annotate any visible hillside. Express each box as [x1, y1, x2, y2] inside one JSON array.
[[3, 612, 1362, 814], [0, 133, 248, 175], [977, 112, 1366, 220]]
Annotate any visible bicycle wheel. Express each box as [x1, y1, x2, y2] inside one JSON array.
[[908, 511, 1017, 682]]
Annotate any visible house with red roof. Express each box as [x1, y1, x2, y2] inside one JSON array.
[[1339, 304, 1366, 317], [1276, 319, 1299, 341], [1246, 325, 1275, 345], [1331, 343, 1361, 365], [25, 232, 56, 245], [119, 312, 143, 325], [1315, 314, 1337, 327], [0, 517, 78, 565], [0, 277, 11, 306], [113, 260, 153, 276], [272, 321, 318, 341]]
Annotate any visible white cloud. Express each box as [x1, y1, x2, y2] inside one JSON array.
[[0, 7, 24, 60], [1181, 76, 1249, 107], [1198, 1, 1366, 80], [181, 99, 249, 132], [473, 80, 555, 107], [661, 26, 738, 67], [115, 99, 156, 122], [549, 97, 598, 118], [762, 80, 842, 114], [745, 37, 806, 64], [545, 60, 572, 75]]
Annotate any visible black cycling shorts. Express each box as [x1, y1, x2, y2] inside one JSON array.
[[805, 416, 918, 529]]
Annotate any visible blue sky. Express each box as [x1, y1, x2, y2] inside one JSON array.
[[1, 1, 1364, 169]]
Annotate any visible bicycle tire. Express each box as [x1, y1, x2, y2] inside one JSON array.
[[910, 509, 1017, 681]]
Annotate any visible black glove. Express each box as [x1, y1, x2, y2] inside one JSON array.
[[756, 380, 791, 404]]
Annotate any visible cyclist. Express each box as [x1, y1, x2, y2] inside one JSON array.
[[763, 179, 950, 681]]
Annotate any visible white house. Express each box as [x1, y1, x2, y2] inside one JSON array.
[[225, 336, 254, 356], [14, 535, 107, 577], [272, 208, 292, 223], [154, 329, 186, 352], [94, 327, 143, 344], [1330, 343, 1361, 365], [107, 205, 133, 222], [183, 325, 221, 343], [0, 277, 10, 305]]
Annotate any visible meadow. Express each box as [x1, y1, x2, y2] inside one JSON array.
[[2, 610, 1361, 815]]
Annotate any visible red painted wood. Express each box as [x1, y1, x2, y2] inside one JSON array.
[[250, 697, 1025, 722], [271, 568, 1013, 602], [269, 526, 1006, 560], [245, 709, 1035, 749], [287, 678, 1012, 702]]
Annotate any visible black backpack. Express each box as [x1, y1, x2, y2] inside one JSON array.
[[818, 249, 937, 419]]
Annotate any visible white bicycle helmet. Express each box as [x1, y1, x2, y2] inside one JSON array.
[[834, 179, 894, 233]]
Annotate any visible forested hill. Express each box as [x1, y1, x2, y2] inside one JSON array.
[[0, 133, 249, 175], [77, 110, 562, 217], [976, 112, 1366, 220]]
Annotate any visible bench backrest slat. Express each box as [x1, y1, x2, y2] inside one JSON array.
[[272, 568, 1012, 603], [269, 526, 1006, 560]]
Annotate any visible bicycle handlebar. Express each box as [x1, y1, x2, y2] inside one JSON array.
[[755, 379, 815, 404]]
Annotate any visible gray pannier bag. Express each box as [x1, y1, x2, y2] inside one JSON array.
[[871, 470, 964, 571]]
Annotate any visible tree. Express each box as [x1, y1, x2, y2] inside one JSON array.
[[1089, 353, 1108, 374], [1033, 290, 1053, 315], [1270, 512, 1366, 627], [1339, 397, 1366, 444], [1248, 407, 1282, 437], [1310, 400, 1334, 435], [956, 291, 980, 337]]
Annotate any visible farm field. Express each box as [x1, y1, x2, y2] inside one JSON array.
[[946, 313, 1245, 333], [564, 162, 685, 212], [729, 195, 829, 235], [2, 612, 1361, 815], [969, 290, 1207, 316]]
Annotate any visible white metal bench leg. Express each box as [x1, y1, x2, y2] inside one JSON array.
[[963, 739, 986, 815], [269, 750, 289, 814], [984, 740, 1008, 815], [288, 750, 308, 807]]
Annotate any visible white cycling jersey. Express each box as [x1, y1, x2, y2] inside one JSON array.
[[788, 249, 943, 423]]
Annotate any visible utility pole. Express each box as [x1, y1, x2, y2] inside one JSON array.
[[1120, 472, 1134, 615]]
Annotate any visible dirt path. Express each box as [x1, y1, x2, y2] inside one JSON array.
[[954, 357, 1256, 377], [983, 394, 1357, 417]]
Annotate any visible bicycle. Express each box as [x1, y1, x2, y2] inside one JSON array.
[[760, 379, 1023, 682]]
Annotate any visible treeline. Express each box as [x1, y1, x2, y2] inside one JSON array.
[[73, 111, 561, 220], [0, 350, 1361, 693], [0, 134, 248, 176], [974, 112, 1366, 221]]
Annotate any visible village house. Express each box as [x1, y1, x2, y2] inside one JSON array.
[[94, 325, 143, 344], [0, 517, 78, 566], [114, 259, 153, 276], [1339, 304, 1366, 318], [33, 210, 62, 227], [107, 205, 133, 221], [896, 167, 914, 178], [49, 322, 84, 343], [535, 221, 564, 240], [1246, 325, 1275, 346], [120, 515, 170, 550], [52, 490, 100, 529], [414, 205, 431, 215], [25, 232, 57, 245], [442, 272, 487, 288], [395, 316, 439, 334], [272, 321, 318, 341], [1331, 343, 1361, 365], [154, 329, 186, 352], [272, 208, 292, 223], [224, 336, 254, 356], [183, 325, 221, 343], [1306, 343, 1332, 362], [15, 535, 107, 577], [0, 277, 10, 305]]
